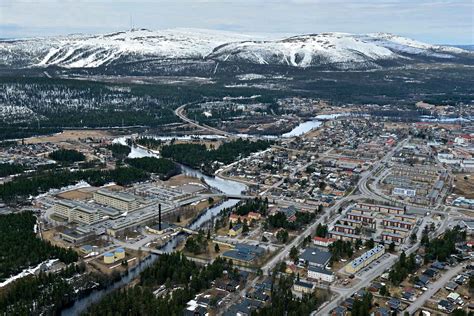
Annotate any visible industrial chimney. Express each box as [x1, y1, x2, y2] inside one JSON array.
[[158, 204, 162, 231]]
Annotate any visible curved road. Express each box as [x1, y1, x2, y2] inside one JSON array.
[[174, 103, 232, 137]]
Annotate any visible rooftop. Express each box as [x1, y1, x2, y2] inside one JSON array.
[[350, 244, 384, 269], [299, 247, 332, 266], [96, 189, 137, 202]]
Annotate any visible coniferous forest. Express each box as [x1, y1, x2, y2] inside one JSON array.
[[161, 138, 272, 173], [0, 212, 78, 281]]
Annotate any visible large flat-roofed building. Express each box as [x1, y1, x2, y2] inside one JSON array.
[[69, 204, 102, 225], [53, 199, 121, 225], [345, 244, 385, 274], [54, 200, 101, 225], [58, 227, 95, 245], [221, 243, 265, 264], [393, 187, 417, 197], [93, 189, 139, 212], [53, 200, 77, 219], [298, 248, 332, 268]]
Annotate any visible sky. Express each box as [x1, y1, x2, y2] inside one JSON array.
[[1, 0, 473, 44]]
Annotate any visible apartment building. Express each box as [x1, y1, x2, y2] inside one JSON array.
[[345, 244, 385, 274]]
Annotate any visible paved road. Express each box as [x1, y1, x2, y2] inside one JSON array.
[[174, 104, 232, 137], [405, 264, 464, 315]]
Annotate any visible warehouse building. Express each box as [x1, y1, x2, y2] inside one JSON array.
[[222, 243, 264, 264]]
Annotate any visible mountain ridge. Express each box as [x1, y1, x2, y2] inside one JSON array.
[[0, 28, 472, 70]]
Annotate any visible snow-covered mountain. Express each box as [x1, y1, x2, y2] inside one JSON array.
[[0, 29, 471, 70]]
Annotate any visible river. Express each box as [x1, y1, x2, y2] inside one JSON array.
[[62, 147, 246, 315], [282, 113, 348, 138], [64, 113, 340, 314]]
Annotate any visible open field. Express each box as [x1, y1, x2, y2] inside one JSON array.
[[454, 174, 474, 199], [24, 129, 113, 144]]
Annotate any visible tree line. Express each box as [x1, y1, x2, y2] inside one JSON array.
[[234, 197, 269, 216], [0, 163, 25, 177], [107, 143, 131, 160], [0, 212, 78, 282], [0, 167, 149, 203], [49, 149, 85, 163], [125, 157, 180, 180], [161, 139, 272, 174]]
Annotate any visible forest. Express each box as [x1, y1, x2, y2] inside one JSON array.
[[49, 149, 85, 163], [134, 136, 162, 150], [125, 157, 180, 180], [85, 253, 236, 315], [161, 138, 272, 174], [422, 226, 466, 262], [107, 143, 131, 160], [234, 197, 269, 216], [0, 167, 149, 203], [0, 163, 24, 177], [0, 212, 78, 282]]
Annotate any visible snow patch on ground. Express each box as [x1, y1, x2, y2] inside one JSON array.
[[0, 259, 59, 288]]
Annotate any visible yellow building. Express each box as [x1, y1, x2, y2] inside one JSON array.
[[53, 200, 102, 225], [93, 189, 139, 212], [228, 224, 243, 237], [345, 244, 385, 274]]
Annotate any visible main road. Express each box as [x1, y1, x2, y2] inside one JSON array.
[[174, 103, 232, 137]]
